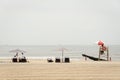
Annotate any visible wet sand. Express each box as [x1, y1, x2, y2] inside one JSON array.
[[0, 59, 120, 80]]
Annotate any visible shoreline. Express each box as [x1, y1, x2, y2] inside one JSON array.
[[0, 58, 119, 64]]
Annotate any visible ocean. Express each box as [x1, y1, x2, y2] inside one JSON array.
[[0, 45, 120, 61]]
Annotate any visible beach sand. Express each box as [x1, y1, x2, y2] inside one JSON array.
[[0, 59, 120, 80]]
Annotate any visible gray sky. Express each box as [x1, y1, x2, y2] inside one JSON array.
[[0, 0, 120, 45]]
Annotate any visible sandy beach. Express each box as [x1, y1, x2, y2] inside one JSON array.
[[0, 59, 120, 80]]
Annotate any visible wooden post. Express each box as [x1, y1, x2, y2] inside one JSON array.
[[99, 47, 101, 61], [85, 57, 87, 61], [110, 57, 111, 61], [62, 48, 64, 63], [107, 47, 109, 61]]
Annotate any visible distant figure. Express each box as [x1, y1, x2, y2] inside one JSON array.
[[22, 52, 24, 55], [21, 53, 26, 59], [15, 52, 18, 57], [14, 55, 16, 58], [100, 44, 107, 55]]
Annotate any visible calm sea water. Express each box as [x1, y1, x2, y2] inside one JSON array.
[[0, 45, 120, 61]]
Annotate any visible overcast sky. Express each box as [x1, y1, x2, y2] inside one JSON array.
[[0, 0, 120, 45]]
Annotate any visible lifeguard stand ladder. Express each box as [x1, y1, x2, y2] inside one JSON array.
[[98, 47, 109, 61]]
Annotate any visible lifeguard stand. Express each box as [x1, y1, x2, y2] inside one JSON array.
[[98, 46, 110, 61]]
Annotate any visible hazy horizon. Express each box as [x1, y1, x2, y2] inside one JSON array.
[[0, 0, 120, 45]]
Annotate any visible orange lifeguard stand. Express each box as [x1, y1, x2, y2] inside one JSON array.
[[97, 40, 110, 61], [98, 46, 110, 61]]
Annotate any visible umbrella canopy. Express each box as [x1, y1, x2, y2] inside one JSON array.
[[58, 48, 68, 51], [9, 49, 26, 53], [97, 40, 104, 46]]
